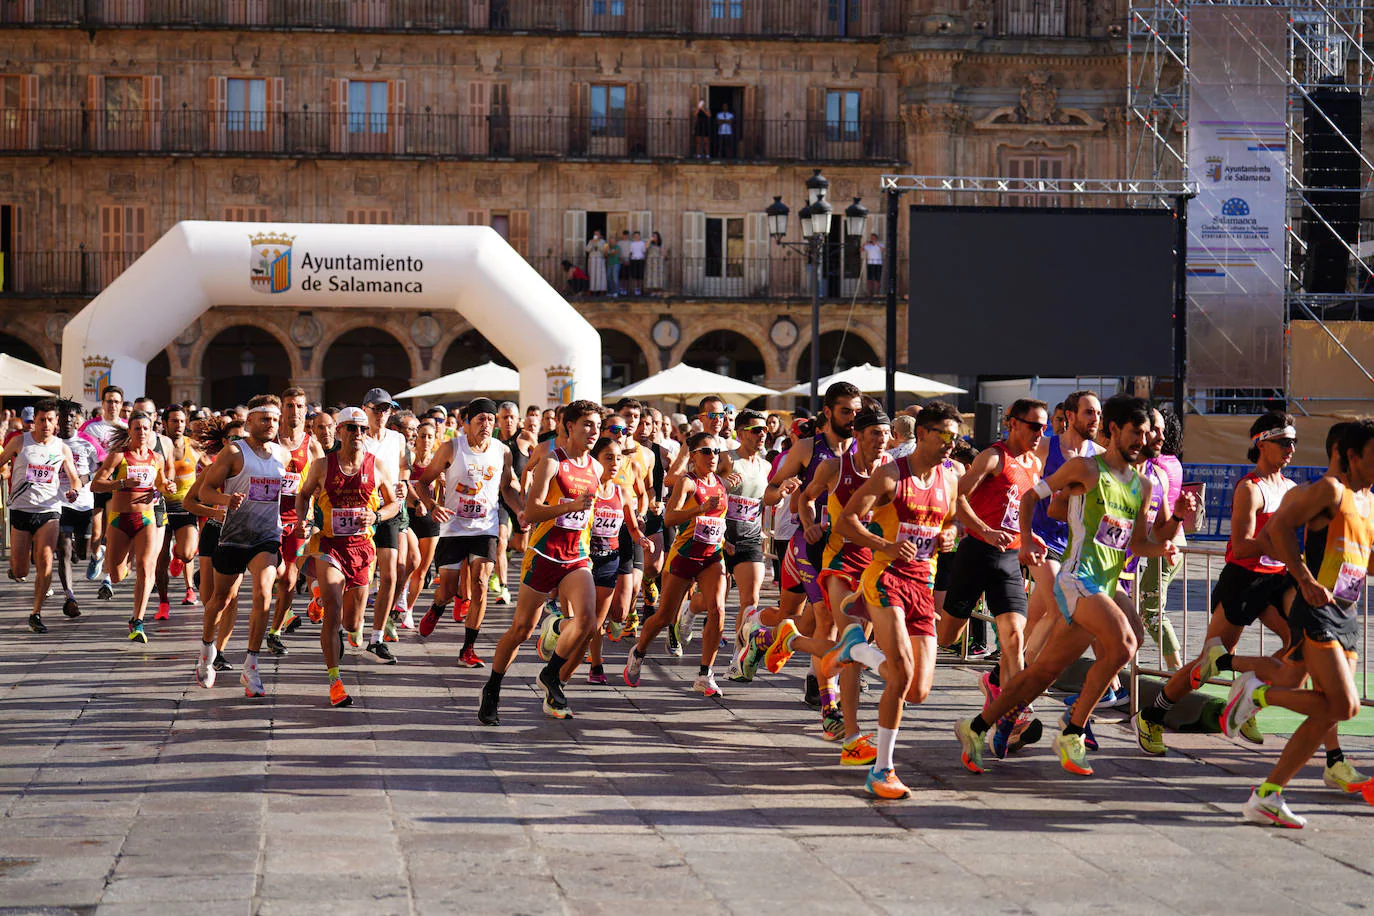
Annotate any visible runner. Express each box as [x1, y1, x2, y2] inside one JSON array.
[[1, 398, 82, 633], [359, 388, 408, 663], [79, 385, 127, 594], [634, 406, 670, 637], [403, 418, 441, 623], [955, 395, 1191, 777], [183, 416, 244, 674], [192, 395, 288, 696], [55, 400, 98, 620], [311, 409, 336, 453], [152, 404, 200, 620], [1134, 405, 1187, 671], [942, 399, 1046, 754], [290, 406, 400, 707], [266, 387, 324, 654], [824, 401, 960, 798], [491, 400, 523, 606], [505, 406, 538, 561], [413, 398, 522, 668], [718, 409, 770, 661], [625, 430, 729, 698], [387, 410, 422, 632], [604, 400, 651, 642], [89, 410, 174, 642], [1135, 410, 1297, 755], [477, 399, 600, 725], [1221, 419, 1374, 827]]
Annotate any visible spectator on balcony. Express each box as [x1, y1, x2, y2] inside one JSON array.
[[561, 259, 589, 296], [863, 233, 885, 298], [694, 101, 712, 158], [715, 103, 736, 159], [646, 231, 665, 295], [615, 230, 633, 296], [606, 236, 622, 298], [585, 230, 608, 295], [628, 231, 647, 296]]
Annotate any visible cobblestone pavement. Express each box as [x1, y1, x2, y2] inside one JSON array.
[[2, 568, 1374, 915]]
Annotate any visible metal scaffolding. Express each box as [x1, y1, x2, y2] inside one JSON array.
[[1128, 0, 1374, 413]]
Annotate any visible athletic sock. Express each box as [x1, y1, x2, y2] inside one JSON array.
[[327, 665, 340, 682], [269, 628, 280, 637], [201, 640, 216, 664], [818, 682, 838, 711], [698, 665, 709, 676], [783, 629, 798, 651], [850, 641, 886, 672], [1257, 781, 1282, 798], [488, 671, 504, 689], [1215, 652, 1234, 672], [632, 647, 645, 660], [462, 627, 480, 653], [370, 629, 383, 645], [542, 651, 566, 681], [875, 726, 898, 771], [245, 650, 259, 671], [430, 601, 444, 616], [1327, 749, 1346, 768], [970, 714, 991, 735], [1253, 684, 1270, 708], [1142, 691, 1174, 725], [1062, 722, 1085, 737]]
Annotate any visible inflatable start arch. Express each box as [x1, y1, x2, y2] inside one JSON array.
[[60, 221, 602, 409]]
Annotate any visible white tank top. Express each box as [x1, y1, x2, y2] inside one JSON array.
[[363, 429, 406, 484], [219, 440, 287, 548], [9, 433, 66, 512], [440, 434, 504, 538], [61, 435, 97, 512]]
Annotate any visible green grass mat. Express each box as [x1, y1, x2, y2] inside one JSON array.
[[1197, 675, 1374, 737]]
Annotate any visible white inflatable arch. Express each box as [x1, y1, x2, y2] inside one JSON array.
[[60, 221, 601, 409]]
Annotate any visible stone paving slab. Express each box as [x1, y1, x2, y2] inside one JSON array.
[[1, 571, 1373, 915]]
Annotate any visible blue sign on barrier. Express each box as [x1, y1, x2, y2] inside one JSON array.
[[1181, 463, 1326, 541]]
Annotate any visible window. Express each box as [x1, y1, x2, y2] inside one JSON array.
[[104, 76, 143, 138], [825, 90, 860, 142], [828, 0, 861, 23], [590, 85, 626, 138], [1003, 152, 1068, 207], [711, 0, 743, 18], [223, 207, 271, 221], [227, 78, 267, 133], [348, 81, 389, 136], [99, 205, 146, 286], [346, 209, 392, 224], [705, 216, 744, 279], [0, 77, 20, 145], [591, 0, 625, 13]]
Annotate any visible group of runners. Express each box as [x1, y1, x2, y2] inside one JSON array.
[[3, 381, 1372, 829]]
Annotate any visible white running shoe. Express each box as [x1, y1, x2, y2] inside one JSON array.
[[537, 613, 561, 662], [693, 671, 723, 698], [676, 603, 697, 647], [195, 652, 216, 689], [1242, 788, 1306, 828], [241, 667, 265, 698], [1222, 672, 1265, 739], [401, 609, 415, 630]]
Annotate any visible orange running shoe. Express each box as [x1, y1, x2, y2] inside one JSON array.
[[865, 767, 911, 799], [763, 619, 798, 674], [329, 679, 352, 708], [841, 734, 877, 767], [454, 598, 470, 623]]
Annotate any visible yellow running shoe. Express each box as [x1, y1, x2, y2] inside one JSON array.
[[1055, 731, 1094, 776], [1135, 711, 1167, 757], [841, 734, 877, 767], [1324, 759, 1370, 792], [865, 767, 911, 799], [764, 619, 798, 674]]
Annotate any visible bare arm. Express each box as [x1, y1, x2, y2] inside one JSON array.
[[1267, 476, 1342, 607], [954, 446, 1011, 547], [663, 476, 703, 527], [836, 465, 909, 560], [523, 454, 594, 525], [500, 445, 524, 518], [764, 438, 813, 507], [292, 458, 327, 535], [1018, 455, 1095, 566], [798, 457, 839, 542], [1227, 480, 1267, 559]]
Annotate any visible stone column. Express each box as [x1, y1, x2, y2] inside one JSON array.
[[294, 376, 326, 405]]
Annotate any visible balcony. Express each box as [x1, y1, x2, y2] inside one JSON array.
[[988, 0, 1092, 38], [0, 250, 140, 297], [0, 0, 902, 37], [0, 109, 905, 164]]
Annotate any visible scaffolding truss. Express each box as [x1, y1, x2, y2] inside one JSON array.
[[1127, 0, 1374, 413]]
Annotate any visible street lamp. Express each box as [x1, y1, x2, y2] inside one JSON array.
[[239, 349, 255, 377], [765, 169, 834, 412], [845, 197, 868, 239]]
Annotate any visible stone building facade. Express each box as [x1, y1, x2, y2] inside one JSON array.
[[0, 0, 1129, 407]]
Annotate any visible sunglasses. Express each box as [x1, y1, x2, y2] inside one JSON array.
[[1012, 417, 1046, 433], [739, 425, 766, 433], [606, 426, 628, 435], [341, 424, 366, 433], [1271, 438, 1297, 448], [703, 412, 727, 420], [924, 428, 957, 445], [694, 447, 723, 455]]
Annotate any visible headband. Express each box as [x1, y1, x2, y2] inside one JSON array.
[[248, 406, 281, 417], [854, 410, 891, 432], [1253, 426, 1296, 443]]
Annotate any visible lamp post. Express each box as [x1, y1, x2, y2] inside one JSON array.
[[765, 169, 861, 413]]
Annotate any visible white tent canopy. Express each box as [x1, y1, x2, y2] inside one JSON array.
[[0, 354, 61, 391], [61, 221, 601, 409], [396, 362, 519, 400], [607, 363, 778, 406], [783, 363, 966, 398]]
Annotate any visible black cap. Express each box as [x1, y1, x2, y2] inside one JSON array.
[[362, 387, 398, 409]]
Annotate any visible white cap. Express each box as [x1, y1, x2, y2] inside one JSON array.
[[335, 406, 368, 426]]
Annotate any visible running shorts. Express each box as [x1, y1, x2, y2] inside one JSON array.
[[1287, 594, 1360, 659], [109, 506, 157, 537], [436, 535, 499, 569], [725, 536, 765, 571], [213, 540, 281, 577], [93, 491, 112, 512], [520, 551, 590, 594], [1211, 562, 1290, 628], [784, 531, 824, 603], [60, 507, 92, 539], [643, 511, 664, 537], [933, 547, 955, 592], [1053, 572, 1112, 624], [198, 521, 221, 559], [592, 551, 621, 589], [279, 529, 308, 567], [942, 536, 1028, 619], [373, 506, 409, 550], [632, 536, 645, 572], [408, 512, 440, 540], [165, 505, 198, 532], [153, 499, 167, 528], [310, 535, 376, 590], [10, 508, 59, 534], [667, 546, 723, 582], [859, 565, 936, 640], [817, 544, 868, 596]]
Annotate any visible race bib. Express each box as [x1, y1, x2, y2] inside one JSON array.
[[555, 500, 590, 530], [248, 476, 281, 502], [333, 507, 365, 536], [280, 471, 301, 497], [126, 465, 155, 489], [458, 497, 488, 520], [592, 508, 623, 540], [897, 521, 942, 560], [726, 495, 761, 523], [1093, 514, 1132, 552], [25, 463, 56, 485], [1334, 561, 1366, 603], [1000, 499, 1019, 532], [1259, 554, 1284, 571], [693, 514, 726, 546]]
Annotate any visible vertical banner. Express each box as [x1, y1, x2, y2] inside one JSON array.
[[1186, 6, 1287, 388]]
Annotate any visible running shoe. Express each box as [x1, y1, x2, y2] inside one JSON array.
[[623, 650, 644, 687], [44, 585, 53, 598], [627, 608, 642, 637], [586, 666, 608, 686], [6, 568, 24, 583], [821, 708, 844, 741], [605, 618, 624, 641], [127, 619, 147, 643], [538, 667, 572, 719], [400, 609, 415, 629], [496, 587, 511, 606], [990, 707, 1024, 760], [764, 619, 798, 674], [1060, 710, 1098, 752], [182, 587, 198, 606], [819, 622, 866, 680], [85, 546, 104, 581], [457, 647, 484, 669], [241, 667, 265, 698], [536, 613, 561, 662], [1008, 717, 1043, 754], [645, 580, 659, 607], [1222, 672, 1265, 739], [28, 613, 47, 634], [965, 642, 990, 659], [347, 628, 360, 649], [1242, 788, 1306, 828], [954, 719, 985, 774], [726, 654, 747, 683], [1189, 636, 1228, 689], [742, 632, 765, 681], [866, 767, 911, 800], [212, 653, 234, 673], [676, 602, 697, 647], [265, 633, 289, 656], [97, 580, 114, 600], [693, 670, 723, 698], [153, 601, 170, 621], [1135, 710, 1167, 756], [62, 596, 80, 618], [858, 670, 870, 694], [978, 670, 1001, 709], [282, 611, 302, 635], [418, 606, 440, 638], [1054, 731, 1093, 776], [488, 572, 501, 596], [169, 557, 184, 578], [195, 653, 215, 688], [841, 734, 877, 767], [803, 673, 821, 710], [453, 598, 470, 623], [665, 622, 682, 657], [307, 597, 323, 624], [1064, 688, 1127, 711], [383, 615, 399, 643], [1239, 716, 1264, 745], [477, 682, 501, 726], [366, 640, 397, 664], [1323, 759, 1370, 792], [329, 679, 352, 708]]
